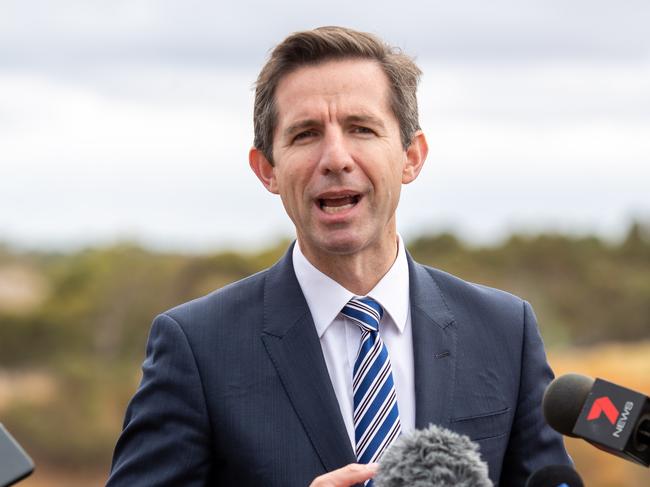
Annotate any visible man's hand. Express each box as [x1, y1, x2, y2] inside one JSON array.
[[309, 463, 378, 487]]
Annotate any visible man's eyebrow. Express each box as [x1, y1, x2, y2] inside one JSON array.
[[282, 114, 386, 138]]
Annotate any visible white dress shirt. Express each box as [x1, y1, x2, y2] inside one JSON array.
[[292, 236, 415, 449]]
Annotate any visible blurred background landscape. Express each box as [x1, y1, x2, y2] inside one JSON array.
[[1, 226, 648, 486], [1, 0, 648, 485]]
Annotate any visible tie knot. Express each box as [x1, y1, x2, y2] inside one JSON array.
[[341, 297, 383, 332]]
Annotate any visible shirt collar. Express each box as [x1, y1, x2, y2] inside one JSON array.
[[292, 235, 410, 338]]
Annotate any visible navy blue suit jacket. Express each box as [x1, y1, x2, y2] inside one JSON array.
[[107, 246, 570, 486]]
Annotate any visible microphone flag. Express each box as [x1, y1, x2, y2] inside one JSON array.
[[572, 378, 650, 466]]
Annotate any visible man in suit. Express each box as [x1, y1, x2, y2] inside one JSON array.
[[107, 26, 571, 486]]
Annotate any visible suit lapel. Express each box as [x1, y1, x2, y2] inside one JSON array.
[[261, 246, 356, 472], [408, 255, 457, 430]]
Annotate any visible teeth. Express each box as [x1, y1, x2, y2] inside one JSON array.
[[322, 203, 355, 214]]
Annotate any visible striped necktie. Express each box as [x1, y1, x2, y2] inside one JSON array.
[[342, 297, 401, 473]]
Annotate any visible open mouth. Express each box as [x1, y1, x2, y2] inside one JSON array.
[[318, 194, 361, 214]]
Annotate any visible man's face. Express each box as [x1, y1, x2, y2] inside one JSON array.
[[251, 59, 426, 263]]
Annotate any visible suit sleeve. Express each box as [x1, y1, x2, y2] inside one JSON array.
[[499, 301, 572, 486], [106, 313, 212, 486]]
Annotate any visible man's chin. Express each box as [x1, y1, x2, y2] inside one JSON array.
[[302, 226, 394, 260], [300, 232, 366, 258]]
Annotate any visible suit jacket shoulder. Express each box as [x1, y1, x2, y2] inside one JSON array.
[[419, 263, 527, 328], [164, 267, 268, 333]]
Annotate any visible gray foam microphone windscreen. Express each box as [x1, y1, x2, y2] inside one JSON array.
[[374, 424, 492, 487]]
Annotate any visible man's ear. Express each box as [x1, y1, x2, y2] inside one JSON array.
[[249, 147, 279, 194], [402, 131, 428, 184]]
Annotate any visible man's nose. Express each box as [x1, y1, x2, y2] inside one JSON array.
[[318, 130, 353, 174]]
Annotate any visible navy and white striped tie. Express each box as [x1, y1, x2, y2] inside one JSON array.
[[342, 297, 401, 475]]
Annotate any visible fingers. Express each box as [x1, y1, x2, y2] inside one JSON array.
[[309, 463, 379, 487]]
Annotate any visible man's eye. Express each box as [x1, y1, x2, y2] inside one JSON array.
[[352, 126, 375, 135], [293, 130, 317, 142]]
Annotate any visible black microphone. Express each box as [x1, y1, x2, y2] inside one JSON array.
[[0, 423, 34, 486], [543, 373, 650, 467], [524, 464, 584, 487], [373, 424, 492, 486]]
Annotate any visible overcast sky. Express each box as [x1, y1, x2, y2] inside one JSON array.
[[1, 1, 649, 251]]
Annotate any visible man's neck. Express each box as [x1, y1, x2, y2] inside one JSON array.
[[297, 235, 399, 296]]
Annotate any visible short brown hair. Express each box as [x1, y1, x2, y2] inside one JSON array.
[[253, 26, 422, 164]]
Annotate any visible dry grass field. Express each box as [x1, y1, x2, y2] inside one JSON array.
[[9, 341, 650, 487]]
